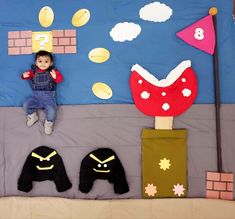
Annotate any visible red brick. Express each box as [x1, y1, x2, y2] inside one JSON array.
[[227, 183, 234, 191], [53, 38, 58, 46], [26, 39, 32, 46], [15, 39, 26, 47], [8, 31, 20, 39], [220, 191, 233, 200], [65, 46, 76, 53], [214, 182, 226, 191], [8, 40, 14, 47], [64, 29, 76, 37], [206, 190, 220, 199], [8, 47, 20, 55], [70, 37, 76, 45], [21, 47, 32, 54], [207, 172, 220, 181], [206, 181, 213, 190], [221, 173, 234, 182], [53, 46, 64, 54], [59, 38, 70, 46], [52, 30, 64, 37], [20, 31, 32, 38]]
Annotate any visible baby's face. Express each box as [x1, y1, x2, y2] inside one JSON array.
[[35, 56, 52, 70]]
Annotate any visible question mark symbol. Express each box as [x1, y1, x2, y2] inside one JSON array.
[[35, 34, 49, 50]]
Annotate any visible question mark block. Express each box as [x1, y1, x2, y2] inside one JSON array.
[[32, 31, 52, 53]]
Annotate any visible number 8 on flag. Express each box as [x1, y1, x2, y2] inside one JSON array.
[[194, 28, 204, 40], [176, 15, 215, 55]]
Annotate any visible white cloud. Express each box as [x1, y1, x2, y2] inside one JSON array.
[[110, 22, 141, 42], [139, 2, 173, 22]]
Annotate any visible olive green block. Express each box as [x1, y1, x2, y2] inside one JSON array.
[[142, 128, 187, 198]]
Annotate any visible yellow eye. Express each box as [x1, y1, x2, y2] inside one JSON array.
[[97, 164, 101, 168], [103, 164, 107, 168]]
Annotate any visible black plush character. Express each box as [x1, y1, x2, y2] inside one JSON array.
[[79, 148, 129, 194], [18, 146, 72, 192]]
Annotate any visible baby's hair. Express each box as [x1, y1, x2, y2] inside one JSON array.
[[35, 50, 53, 62]]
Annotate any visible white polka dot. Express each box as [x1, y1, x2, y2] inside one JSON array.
[[141, 91, 150, 99], [162, 92, 166, 96], [162, 103, 170, 111], [182, 78, 186, 82], [182, 88, 192, 97], [138, 80, 143, 84]]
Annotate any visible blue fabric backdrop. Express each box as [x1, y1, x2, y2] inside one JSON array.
[[0, 0, 234, 106]]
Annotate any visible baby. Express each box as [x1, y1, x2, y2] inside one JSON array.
[[21, 50, 63, 135]]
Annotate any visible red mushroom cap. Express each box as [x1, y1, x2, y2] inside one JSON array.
[[130, 60, 198, 116]]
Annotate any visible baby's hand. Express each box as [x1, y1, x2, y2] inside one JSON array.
[[50, 70, 56, 79], [22, 71, 30, 78]]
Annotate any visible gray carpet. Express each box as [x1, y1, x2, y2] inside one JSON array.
[[0, 104, 234, 199]]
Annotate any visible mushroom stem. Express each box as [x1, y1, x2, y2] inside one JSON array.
[[155, 116, 173, 130]]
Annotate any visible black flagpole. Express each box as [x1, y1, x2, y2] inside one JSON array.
[[210, 7, 222, 173]]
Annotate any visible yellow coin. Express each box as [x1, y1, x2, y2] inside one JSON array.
[[72, 9, 90, 27], [92, 82, 113, 100], [88, 48, 110, 63], [38, 6, 54, 28]]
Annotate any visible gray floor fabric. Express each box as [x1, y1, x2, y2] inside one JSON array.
[[0, 104, 234, 199]]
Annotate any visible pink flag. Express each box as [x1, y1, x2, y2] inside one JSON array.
[[176, 15, 215, 55]]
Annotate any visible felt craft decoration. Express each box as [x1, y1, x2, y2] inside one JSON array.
[[130, 60, 197, 117], [38, 6, 54, 28], [79, 148, 129, 194], [142, 129, 187, 198], [18, 146, 72, 192], [92, 82, 113, 100], [72, 9, 90, 27], [176, 7, 234, 200], [176, 15, 215, 55], [130, 61, 191, 198], [88, 48, 110, 63]]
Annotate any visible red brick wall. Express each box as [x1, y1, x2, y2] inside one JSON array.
[[8, 29, 77, 55], [52, 29, 77, 54], [8, 31, 32, 55], [206, 171, 234, 200]]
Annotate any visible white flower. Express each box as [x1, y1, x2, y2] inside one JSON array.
[[162, 103, 170, 111], [182, 88, 192, 97], [173, 184, 185, 197], [141, 91, 150, 99], [145, 184, 157, 197]]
